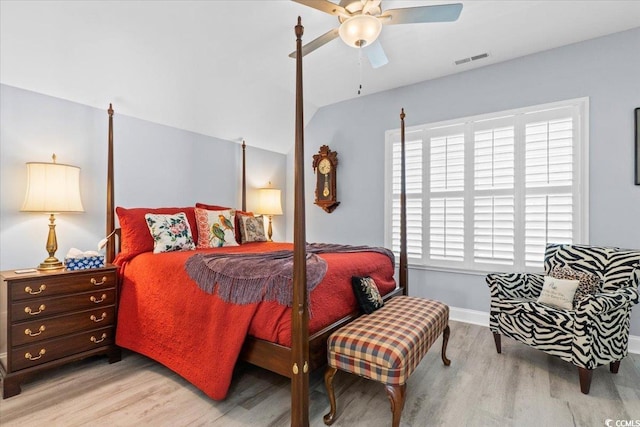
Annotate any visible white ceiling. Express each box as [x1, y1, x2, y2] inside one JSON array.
[[2, 1, 639, 154]]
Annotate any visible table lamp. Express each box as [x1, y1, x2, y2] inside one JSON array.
[[257, 185, 283, 242], [21, 154, 85, 270]]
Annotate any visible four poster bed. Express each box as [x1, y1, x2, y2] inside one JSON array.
[[105, 18, 409, 426]]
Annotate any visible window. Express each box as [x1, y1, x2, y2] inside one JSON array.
[[385, 98, 588, 272]]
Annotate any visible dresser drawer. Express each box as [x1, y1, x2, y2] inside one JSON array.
[[11, 289, 116, 322], [11, 306, 116, 346], [9, 270, 116, 302], [10, 326, 115, 371]]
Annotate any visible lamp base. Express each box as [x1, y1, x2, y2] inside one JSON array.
[[37, 213, 64, 271], [267, 215, 274, 242], [37, 257, 64, 271]]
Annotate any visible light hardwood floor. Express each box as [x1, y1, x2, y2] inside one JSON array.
[[1, 321, 638, 426]]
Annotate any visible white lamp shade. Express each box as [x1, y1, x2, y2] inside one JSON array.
[[338, 14, 382, 48], [21, 161, 85, 213], [258, 188, 283, 216]]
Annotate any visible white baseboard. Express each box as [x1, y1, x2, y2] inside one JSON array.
[[449, 306, 490, 327], [449, 306, 640, 355], [629, 335, 640, 355]]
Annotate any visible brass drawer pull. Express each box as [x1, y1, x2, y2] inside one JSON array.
[[91, 333, 107, 344], [90, 312, 107, 323], [24, 304, 46, 315], [90, 294, 107, 304], [25, 284, 46, 295], [25, 349, 46, 360], [91, 276, 108, 286], [25, 325, 46, 336]]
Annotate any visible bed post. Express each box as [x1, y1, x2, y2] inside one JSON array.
[[399, 109, 408, 296], [291, 16, 310, 427], [241, 140, 247, 212], [106, 103, 115, 264]]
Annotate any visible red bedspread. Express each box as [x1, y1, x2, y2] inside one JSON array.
[[115, 242, 396, 400]]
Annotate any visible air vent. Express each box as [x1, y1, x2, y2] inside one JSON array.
[[455, 52, 489, 66]]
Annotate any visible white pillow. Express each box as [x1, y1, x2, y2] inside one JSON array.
[[144, 212, 196, 254], [537, 276, 580, 310], [194, 208, 239, 248]]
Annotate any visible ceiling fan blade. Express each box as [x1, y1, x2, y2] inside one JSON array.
[[288, 27, 340, 58], [364, 40, 388, 69], [292, 0, 351, 18], [381, 3, 463, 25]]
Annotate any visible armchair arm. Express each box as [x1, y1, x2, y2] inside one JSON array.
[[572, 285, 638, 369], [486, 273, 545, 300], [575, 286, 640, 315], [632, 268, 640, 295]]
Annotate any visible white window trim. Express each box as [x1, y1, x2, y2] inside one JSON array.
[[384, 97, 589, 274]]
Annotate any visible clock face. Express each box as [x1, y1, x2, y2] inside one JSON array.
[[318, 158, 331, 174]]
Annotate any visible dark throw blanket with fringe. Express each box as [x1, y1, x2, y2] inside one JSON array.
[[185, 243, 394, 307]]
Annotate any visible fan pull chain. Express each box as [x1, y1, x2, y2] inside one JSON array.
[[357, 45, 363, 95]]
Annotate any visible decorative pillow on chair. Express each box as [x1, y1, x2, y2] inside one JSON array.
[[239, 215, 267, 243], [351, 276, 384, 314], [537, 276, 580, 310], [144, 212, 196, 254], [194, 207, 239, 248], [550, 265, 601, 308]]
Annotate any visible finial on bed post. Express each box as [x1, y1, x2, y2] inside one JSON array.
[[241, 140, 247, 212], [291, 15, 310, 427], [399, 108, 408, 296], [106, 103, 116, 264]]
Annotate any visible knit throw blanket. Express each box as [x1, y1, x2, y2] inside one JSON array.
[[185, 243, 395, 307]]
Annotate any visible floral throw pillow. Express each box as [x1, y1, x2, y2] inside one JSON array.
[[144, 212, 195, 254], [240, 215, 267, 243], [351, 276, 384, 314], [550, 265, 601, 308], [194, 208, 239, 248]]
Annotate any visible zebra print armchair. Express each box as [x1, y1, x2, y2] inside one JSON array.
[[487, 244, 640, 394]]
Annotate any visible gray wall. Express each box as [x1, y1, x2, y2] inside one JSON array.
[[288, 27, 640, 334], [0, 84, 286, 270]]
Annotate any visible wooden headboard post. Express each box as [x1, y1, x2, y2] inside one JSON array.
[[400, 109, 408, 296], [241, 140, 247, 212], [291, 16, 310, 427], [106, 103, 115, 264]]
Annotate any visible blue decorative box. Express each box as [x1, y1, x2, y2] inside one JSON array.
[[64, 255, 105, 270]]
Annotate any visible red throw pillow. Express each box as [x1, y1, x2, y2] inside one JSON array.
[[195, 202, 230, 211], [114, 206, 198, 264]]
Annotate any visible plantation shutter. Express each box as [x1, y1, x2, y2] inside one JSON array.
[[473, 121, 515, 266], [391, 129, 423, 260], [523, 108, 577, 268], [429, 129, 465, 262]]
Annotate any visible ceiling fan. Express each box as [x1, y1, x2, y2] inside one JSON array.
[[290, 0, 463, 68]]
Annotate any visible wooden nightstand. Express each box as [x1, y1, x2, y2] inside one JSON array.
[[0, 265, 121, 398]]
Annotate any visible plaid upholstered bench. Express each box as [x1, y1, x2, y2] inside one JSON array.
[[323, 296, 451, 427]]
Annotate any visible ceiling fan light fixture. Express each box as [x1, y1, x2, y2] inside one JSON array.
[[338, 14, 382, 48]]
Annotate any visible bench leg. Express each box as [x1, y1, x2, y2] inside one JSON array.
[[441, 324, 451, 366], [323, 366, 338, 425], [384, 383, 407, 427]]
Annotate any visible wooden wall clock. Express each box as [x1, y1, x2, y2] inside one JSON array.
[[312, 145, 340, 213]]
